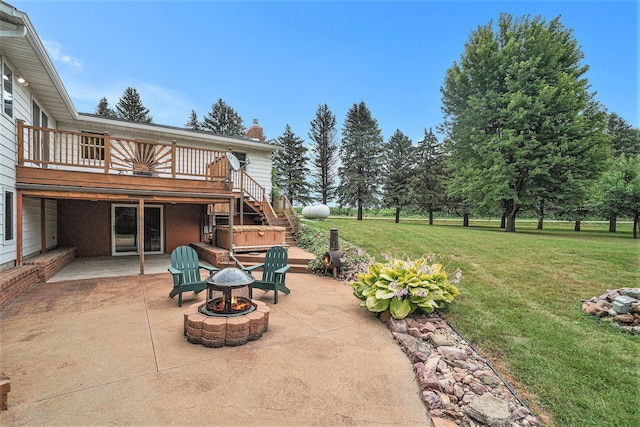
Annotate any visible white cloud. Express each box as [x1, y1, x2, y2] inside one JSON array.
[[42, 40, 83, 71], [135, 82, 194, 127]]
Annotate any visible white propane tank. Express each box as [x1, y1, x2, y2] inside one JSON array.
[[302, 204, 330, 219]]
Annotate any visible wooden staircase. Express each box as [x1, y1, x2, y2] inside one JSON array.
[[278, 211, 298, 246]]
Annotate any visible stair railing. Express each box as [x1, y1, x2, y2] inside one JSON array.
[[279, 194, 300, 238], [262, 194, 279, 226], [231, 169, 278, 226]]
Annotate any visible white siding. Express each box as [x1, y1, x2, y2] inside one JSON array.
[[45, 199, 57, 249], [0, 55, 60, 268], [245, 150, 273, 197], [22, 196, 41, 258], [0, 56, 20, 268]]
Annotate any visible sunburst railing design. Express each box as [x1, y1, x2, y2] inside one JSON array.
[[109, 138, 173, 176]]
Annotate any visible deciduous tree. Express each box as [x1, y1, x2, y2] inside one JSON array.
[[441, 13, 609, 232], [594, 155, 640, 237]]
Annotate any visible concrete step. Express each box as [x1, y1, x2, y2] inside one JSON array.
[[232, 246, 315, 274]]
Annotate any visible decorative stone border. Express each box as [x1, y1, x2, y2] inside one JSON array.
[[183, 300, 269, 347]]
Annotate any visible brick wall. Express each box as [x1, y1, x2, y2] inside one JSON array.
[[0, 247, 76, 308], [22, 247, 76, 282], [0, 265, 39, 308]]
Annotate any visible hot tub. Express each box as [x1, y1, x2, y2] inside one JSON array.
[[215, 225, 286, 251]]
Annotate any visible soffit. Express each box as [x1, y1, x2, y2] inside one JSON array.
[[0, 7, 77, 122]]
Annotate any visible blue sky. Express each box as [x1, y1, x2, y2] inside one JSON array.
[[12, 0, 638, 144]]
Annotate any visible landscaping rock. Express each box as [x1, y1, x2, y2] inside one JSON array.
[[462, 394, 512, 427], [423, 390, 441, 409], [438, 345, 468, 361], [392, 332, 432, 360], [415, 363, 442, 391], [380, 311, 543, 426], [582, 287, 640, 334], [430, 332, 454, 346]]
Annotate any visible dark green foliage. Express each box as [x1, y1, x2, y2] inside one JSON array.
[[115, 87, 152, 123], [337, 101, 384, 220], [412, 128, 447, 224], [273, 124, 312, 206], [593, 155, 640, 237], [441, 13, 610, 232], [606, 112, 640, 158], [201, 98, 245, 136], [382, 129, 415, 223], [308, 103, 339, 204], [95, 97, 116, 118], [185, 109, 201, 130]]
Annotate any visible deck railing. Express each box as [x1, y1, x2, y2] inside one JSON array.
[[17, 121, 232, 180], [17, 121, 274, 216]]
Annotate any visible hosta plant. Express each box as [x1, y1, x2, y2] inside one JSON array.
[[350, 254, 461, 319]]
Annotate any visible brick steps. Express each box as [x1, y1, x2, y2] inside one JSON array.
[[22, 247, 76, 282], [0, 265, 39, 308], [0, 247, 76, 308]]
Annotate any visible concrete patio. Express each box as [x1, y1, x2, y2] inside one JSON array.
[[0, 256, 432, 426]]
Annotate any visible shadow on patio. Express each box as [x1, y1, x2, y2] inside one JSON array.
[[0, 266, 432, 425]]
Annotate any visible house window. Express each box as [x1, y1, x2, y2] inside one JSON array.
[[4, 190, 13, 242], [81, 132, 105, 161], [2, 59, 13, 118]]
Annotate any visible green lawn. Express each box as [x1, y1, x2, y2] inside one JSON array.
[[307, 218, 639, 427]]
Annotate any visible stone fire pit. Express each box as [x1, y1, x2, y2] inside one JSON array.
[[183, 300, 270, 347]]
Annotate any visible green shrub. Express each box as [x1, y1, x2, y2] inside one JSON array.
[[350, 254, 461, 319]]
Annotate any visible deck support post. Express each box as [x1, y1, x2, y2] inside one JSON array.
[[139, 198, 145, 275]]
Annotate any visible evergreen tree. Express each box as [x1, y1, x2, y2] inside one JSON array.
[[115, 87, 152, 123], [413, 128, 446, 225], [308, 103, 339, 204], [273, 125, 311, 206], [382, 129, 415, 223], [606, 112, 640, 158], [441, 13, 610, 232], [201, 98, 245, 136], [337, 101, 384, 220], [185, 109, 201, 130], [95, 97, 116, 118]]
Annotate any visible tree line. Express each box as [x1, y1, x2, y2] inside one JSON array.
[[95, 13, 640, 237]]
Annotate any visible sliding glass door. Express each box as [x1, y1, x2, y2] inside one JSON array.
[[112, 204, 163, 255]]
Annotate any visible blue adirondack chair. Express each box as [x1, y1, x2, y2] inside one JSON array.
[[244, 246, 291, 304], [168, 245, 218, 307]]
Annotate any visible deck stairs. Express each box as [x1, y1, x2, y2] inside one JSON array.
[[239, 196, 299, 247], [278, 211, 298, 246]]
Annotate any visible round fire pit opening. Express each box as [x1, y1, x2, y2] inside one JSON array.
[[203, 267, 255, 317]]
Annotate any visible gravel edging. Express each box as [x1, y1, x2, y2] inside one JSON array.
[[377, 310, 543, 427]]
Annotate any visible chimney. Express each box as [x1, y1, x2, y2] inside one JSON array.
[[245, 118, 264, 142]]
